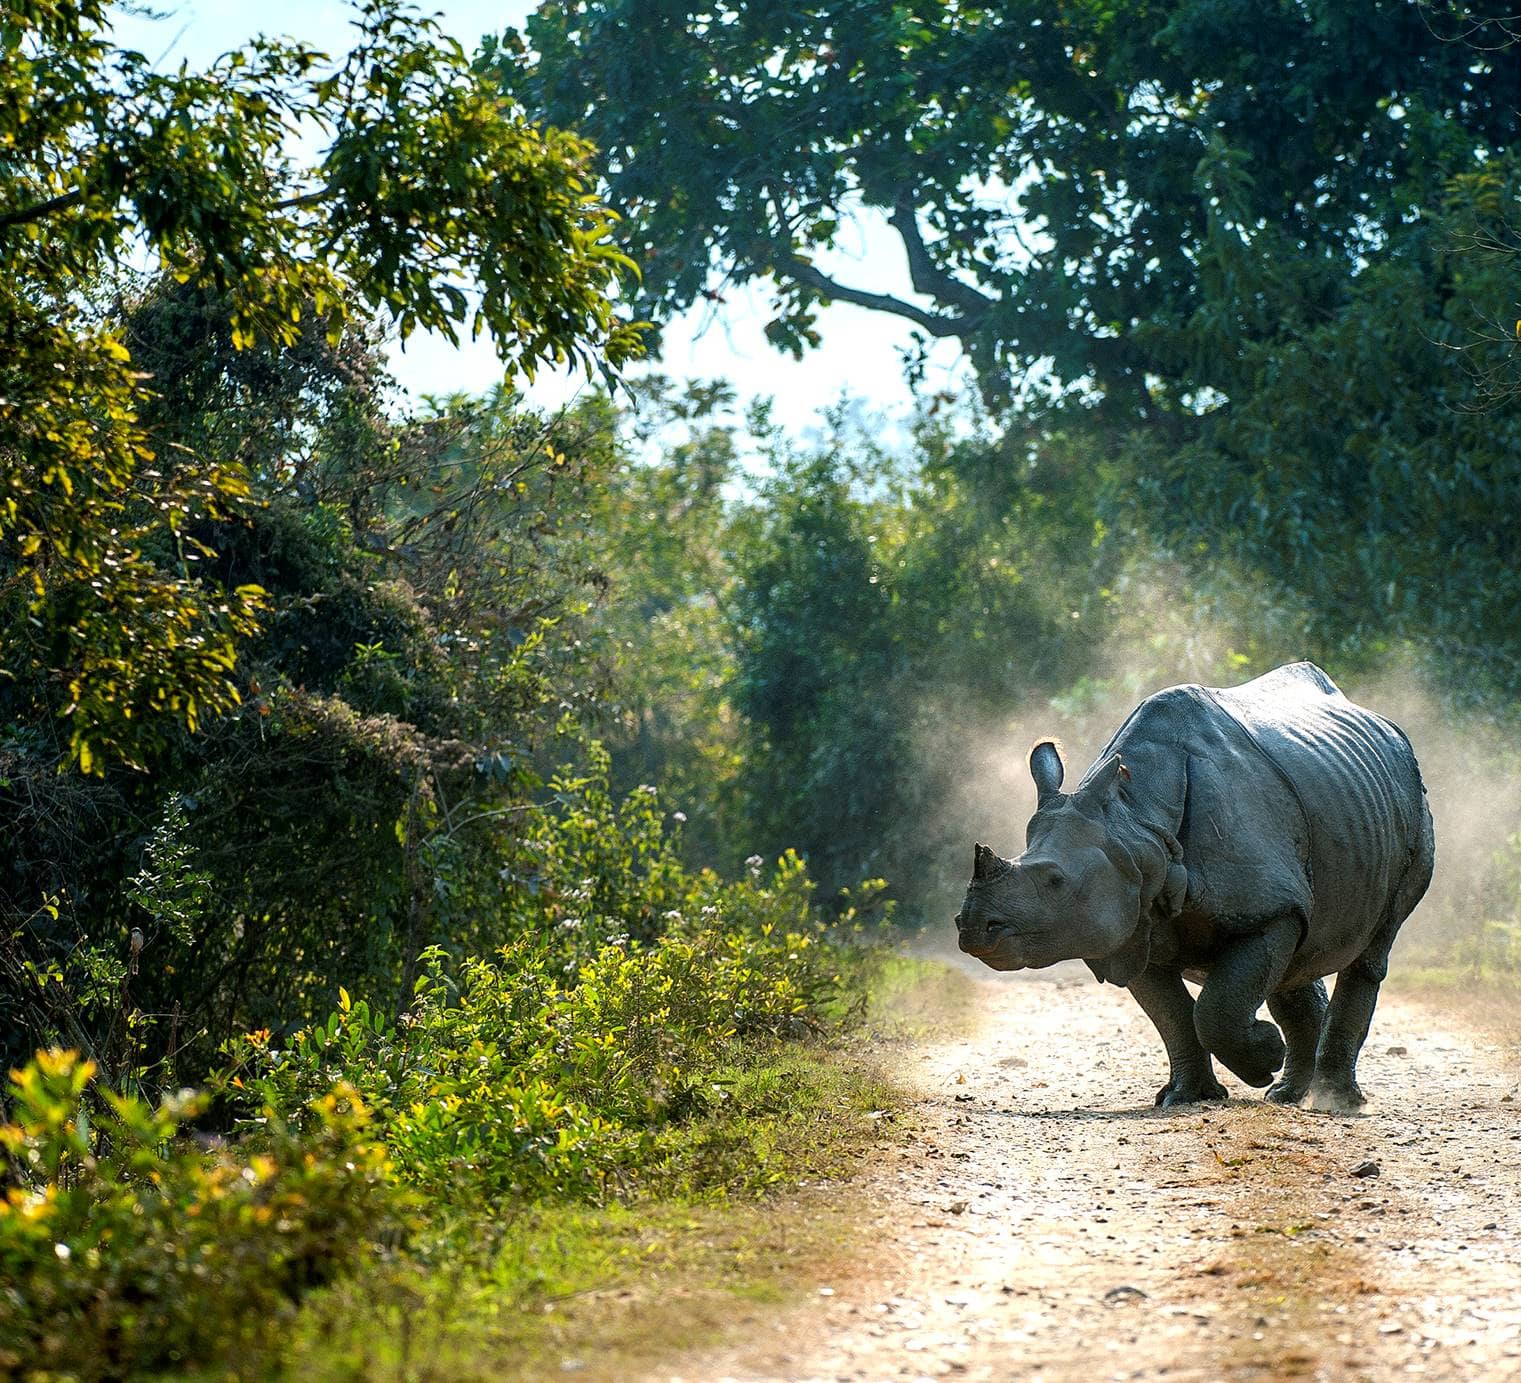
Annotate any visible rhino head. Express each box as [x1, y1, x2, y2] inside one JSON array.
[[954, 739, 1153, 982]]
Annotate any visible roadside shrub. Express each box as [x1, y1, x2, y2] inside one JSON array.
[[221, 842, 891, 1209], [0, 1050, 397, 1380], [0, 777, 897, 1378]]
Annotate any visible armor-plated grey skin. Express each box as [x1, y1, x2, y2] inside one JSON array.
[[955, 663, 1434, 1111]]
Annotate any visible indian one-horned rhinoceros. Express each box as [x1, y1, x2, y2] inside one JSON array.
[[954, 662, 1434, 1112]]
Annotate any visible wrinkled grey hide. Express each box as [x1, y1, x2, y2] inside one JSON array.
[[955, 663, 1434, 1111]]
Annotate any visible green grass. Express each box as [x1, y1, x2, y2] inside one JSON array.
[[1391, 960, 1521, 991], [859, 946, 979, 1038], [279, 1192, 867, 1381], [271, 953, 968, 1382]]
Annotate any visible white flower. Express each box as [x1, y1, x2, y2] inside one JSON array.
[[700, 905, 719, 920], [746, 854, 764, 876], [559, 917, 583, 932], [672, 811, 688, 823], [663, 909, 684, 923]]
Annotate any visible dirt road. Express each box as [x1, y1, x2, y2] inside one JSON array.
[[666, 961, 1521, 1382]]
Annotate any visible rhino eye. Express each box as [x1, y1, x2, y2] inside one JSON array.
[[1046, 872, 1065, 890]]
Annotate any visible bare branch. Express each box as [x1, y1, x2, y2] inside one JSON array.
[[771, 247, 973, 338], [888, 191, 996, 323], [756, 180, 978, 339]]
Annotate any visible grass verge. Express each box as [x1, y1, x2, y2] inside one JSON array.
[[275, 951, 972, 1382], [1386, 962, 1521, 1055]]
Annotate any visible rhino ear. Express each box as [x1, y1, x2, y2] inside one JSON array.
[[1029, 739, 1065, 803], [1081, 753, 1130, 804]]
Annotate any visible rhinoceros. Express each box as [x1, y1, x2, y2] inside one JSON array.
[[955, 662, 1434, 1111]]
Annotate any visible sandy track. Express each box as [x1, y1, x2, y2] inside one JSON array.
[[663, 962, 1521, 1383]]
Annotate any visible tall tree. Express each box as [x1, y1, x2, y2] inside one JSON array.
[[1, 274, 623, 1081], [506, 0, 1521, 703], [1, 0, 641, 771]]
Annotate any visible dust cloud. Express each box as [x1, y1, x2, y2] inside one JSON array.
[[1343, 669, 1521, 964]]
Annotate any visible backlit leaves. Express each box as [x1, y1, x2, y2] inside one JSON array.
[[0, 0, 642, 771]]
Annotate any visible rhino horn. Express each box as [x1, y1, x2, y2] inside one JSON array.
[[973, 843, 1010, 881], [1029, 738, 1065, 803], [972, 842, 992, 879]]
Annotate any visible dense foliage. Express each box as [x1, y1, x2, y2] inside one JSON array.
[[0, 1053, 394, 1379], [502, 0, 1515, 404], [577, 391, 1305, 904], [221, 844, 885, 1204], [1, 0, 640, 773], [12, 2, 1521, 1377], [0, 275, 624, 1085], [1, 845, 890, 1376]]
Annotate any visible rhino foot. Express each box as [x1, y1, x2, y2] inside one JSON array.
[[1264, 1076, 1310, 1106], [1213, 1019, 1286, 1089], [1155, 1072, 1228, 1107], [1305, 1076, 1367, 1115]]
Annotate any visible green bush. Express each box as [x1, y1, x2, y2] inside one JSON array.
[[220, 830, 889, 1208], [0, 1050, 397, 1380], [0, 769, 895, 1379]]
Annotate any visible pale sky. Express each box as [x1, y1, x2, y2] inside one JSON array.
[[108, 1, 973, 436]]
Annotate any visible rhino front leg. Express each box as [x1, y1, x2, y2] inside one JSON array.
[[1266, 979, 1329, 1105], [1127, 967, 1227, 1106], [1192, 916, 1300, 1088]]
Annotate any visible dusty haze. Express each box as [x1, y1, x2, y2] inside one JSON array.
[[912, 588, 1521, 971]]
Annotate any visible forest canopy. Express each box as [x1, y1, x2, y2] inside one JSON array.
[[505, 0, 1521, 700], [502, 0, 1521, 407]]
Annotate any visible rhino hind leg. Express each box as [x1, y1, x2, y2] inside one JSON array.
[[1308, 824, 1435, 1114], [1265, 980, 1329, 1105], [1307, 939, 1395, 1113], [1127, 967, 1227, 1106], [1192, 916, 1300, 1088], [1306, 963, 1382, 1112]]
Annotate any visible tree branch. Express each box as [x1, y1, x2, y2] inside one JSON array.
[[888, 190, 996, 323], [0, 189, 82, 230], [0, 185, 324, 235], [273, 188, 329, 213], [771, 247, 973, 339]]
